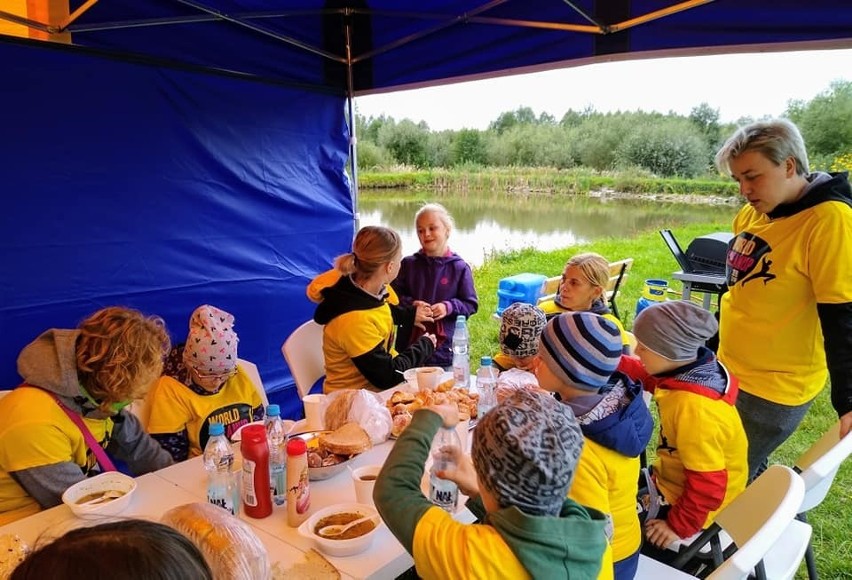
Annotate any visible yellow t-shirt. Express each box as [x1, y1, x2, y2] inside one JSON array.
[[569, 438, 642, 565], [0, 387, 113, 519], [719, 201, 852, 405], [147, 366, 262, 457]]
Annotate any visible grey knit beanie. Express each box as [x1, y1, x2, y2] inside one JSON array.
[[500, 303, 547, 358], [472, 389, 583, 516], [538, 312, 622, 392], [633, 300, 717, 362]]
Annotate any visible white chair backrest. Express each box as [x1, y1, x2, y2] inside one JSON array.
[[794, 420, 852, 512], [282, 320, 325, 399], [707, 465, 805, 580], [238, 358, 269, 409]]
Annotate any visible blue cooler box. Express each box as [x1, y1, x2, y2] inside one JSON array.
[[496, 273, 547, 316]]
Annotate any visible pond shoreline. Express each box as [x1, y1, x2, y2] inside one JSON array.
[[587, 188, 742, 207]]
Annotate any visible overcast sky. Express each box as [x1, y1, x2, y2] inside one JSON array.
[[355, 48, 852, 131]]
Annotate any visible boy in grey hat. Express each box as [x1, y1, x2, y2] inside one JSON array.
[[374, 389, 610, 579], [620, 300, 748, 559]]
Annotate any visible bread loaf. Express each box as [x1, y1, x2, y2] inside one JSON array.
[[162, 502, 270, 580], [318, 422, 372, 455], [0, 534, 29, 580]]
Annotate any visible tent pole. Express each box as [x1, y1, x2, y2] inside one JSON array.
[[344, 12, 359, 233]]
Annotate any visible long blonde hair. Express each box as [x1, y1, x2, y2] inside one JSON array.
[[75, 307, 170, 409], [334, 226, 401, 277]]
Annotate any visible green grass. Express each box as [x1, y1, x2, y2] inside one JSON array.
[[467, 222, 852, 579]]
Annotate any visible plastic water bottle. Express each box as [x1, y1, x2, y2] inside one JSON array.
[[476, 356, 498, 417], [452, 315, 470, 389], [429, 425, 462, 513], [265, 404, 288, 506], [202, 422, 238, 515]]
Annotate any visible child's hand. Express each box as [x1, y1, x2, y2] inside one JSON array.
[[426, 403, 459, 428], [423, 333, 437, 347], [430, 302, 448, 321], [435, 447, 480, 499], [414, 303, 434, 329], [645, 518, 679, 549]]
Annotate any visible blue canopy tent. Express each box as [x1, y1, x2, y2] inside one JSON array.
[[1, 1, 851, 418]]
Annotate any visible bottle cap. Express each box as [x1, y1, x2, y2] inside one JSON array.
[[266, 404, 280, 417], [286, 438, 307, 456], [480, 356, 492, 366], [208, 422, 225, 437], [456, 315, 466, 324]]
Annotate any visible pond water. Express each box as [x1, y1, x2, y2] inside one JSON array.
[[360, 191, 740, 266]]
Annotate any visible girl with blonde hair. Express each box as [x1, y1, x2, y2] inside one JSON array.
[[391, 202, 478, 367], [308, 226, 436, 392]]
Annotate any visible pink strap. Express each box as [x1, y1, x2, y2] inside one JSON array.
[[49, 393, 117, 473]]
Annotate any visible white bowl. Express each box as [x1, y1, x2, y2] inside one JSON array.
[[297, 502, 382, 557], [290, 430, 359, 481], [62, 472, 137, 517]]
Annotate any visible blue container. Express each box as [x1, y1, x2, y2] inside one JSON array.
[[635, 279, 668, 317], [496, 273, 547, 315]]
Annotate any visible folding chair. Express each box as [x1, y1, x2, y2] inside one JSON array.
[[636, 465, 806, 580], [281, 320, 325, 399], [792, 420, 852, 580]]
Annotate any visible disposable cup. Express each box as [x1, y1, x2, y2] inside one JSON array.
[[351, 465, 382, 505], [303, 394, 325, 430], [416, 367, 443, 391]]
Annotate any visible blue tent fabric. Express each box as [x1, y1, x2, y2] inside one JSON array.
[[60, 0, 852, 92], [1, 1, 850, 418], [0, 38, 351, 418]]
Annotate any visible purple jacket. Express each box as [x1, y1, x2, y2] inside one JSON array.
[[391, 249, 479, 367]]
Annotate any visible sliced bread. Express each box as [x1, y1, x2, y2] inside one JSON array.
[[318, 422, 372, 456]]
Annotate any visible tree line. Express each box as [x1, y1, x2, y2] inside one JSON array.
[[354, 80, 852, 178]]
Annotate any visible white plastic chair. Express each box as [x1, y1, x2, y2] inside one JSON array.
[[637, 465, 806, 580], [281, 320, 325, 399], [792, 420, 852, 579]]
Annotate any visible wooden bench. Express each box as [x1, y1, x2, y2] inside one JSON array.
[[537, 258, 634, 320]]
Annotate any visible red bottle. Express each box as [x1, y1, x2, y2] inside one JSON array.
[[240, 424, 272, 518]]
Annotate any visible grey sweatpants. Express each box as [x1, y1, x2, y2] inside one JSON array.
[[736, 389, 813, 481]]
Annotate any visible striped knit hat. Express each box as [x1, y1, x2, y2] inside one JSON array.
[[539, 312, 622, 391]]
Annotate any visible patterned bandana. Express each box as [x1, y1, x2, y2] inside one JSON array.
[[500, 302, 547, 358], [182, 305, 238, 376], [472, 389, 583, 516]]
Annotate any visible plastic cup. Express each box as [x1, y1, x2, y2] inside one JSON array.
[[351, 465, 382, 505], [303, 394, 325, 430], [416, 367, 443, 391]]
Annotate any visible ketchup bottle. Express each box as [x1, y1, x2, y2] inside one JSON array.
[[240, 424, 272, 518]]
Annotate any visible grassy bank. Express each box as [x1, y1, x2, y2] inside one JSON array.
[[359, 167, 739, 199], [467, 223, 850, 579]]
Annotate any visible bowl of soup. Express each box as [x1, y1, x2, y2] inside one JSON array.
[[297, 502, 382, 557], [62, 471, 137, 518]]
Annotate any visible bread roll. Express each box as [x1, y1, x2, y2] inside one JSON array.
[[162, 502, 270, 580], [318, 422, 372, 455]]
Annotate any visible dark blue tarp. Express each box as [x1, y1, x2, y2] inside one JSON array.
[[1, 0, 850, 417], [59, 0, 852, 92], [0, 38, 352, 418]]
